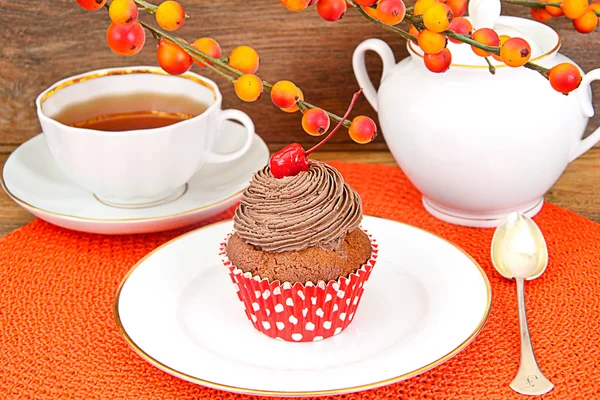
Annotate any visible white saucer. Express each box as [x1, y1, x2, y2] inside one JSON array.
[[115, 216, 491, 396], [1, 121, 269, 235]]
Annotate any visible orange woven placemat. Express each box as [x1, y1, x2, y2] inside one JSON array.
[[1, 161, 599, 399]]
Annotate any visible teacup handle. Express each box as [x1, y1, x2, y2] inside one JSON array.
[[207, 109, 255, 164], [570, 68, 600, 162], [352, 38, 396, 112]]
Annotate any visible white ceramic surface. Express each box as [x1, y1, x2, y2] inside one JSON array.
[[114, 216, 491, 396], [1, 122, 269, 235], [353, 16, 600, 228], [37, 66, 255, 206]]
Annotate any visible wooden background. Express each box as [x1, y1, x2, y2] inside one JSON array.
[[0, 0, 599, 152]]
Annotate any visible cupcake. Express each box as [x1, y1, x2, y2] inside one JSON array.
[[221, 160, 377, 342]]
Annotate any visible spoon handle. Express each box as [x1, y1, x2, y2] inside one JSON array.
[[510, 277, 554, 396]]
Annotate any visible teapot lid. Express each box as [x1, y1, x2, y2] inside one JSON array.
[[409, 0, 561, 68]]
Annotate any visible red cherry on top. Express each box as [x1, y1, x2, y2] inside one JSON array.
[[269, 143, 308, 179]]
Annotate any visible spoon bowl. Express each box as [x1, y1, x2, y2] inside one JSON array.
[[491, 212, 548, 280]]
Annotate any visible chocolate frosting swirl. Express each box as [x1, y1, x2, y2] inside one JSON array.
[[233, 160, 363, 252]]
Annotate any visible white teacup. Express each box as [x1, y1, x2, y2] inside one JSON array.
[[36, 66, 254, 208]]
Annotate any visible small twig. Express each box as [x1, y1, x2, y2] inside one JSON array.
[[301, 100, 352, 128], [522, 60, 550, 78], [297, 101, 309, 112], [133, 0, 157, 13], [485, 57, 496, 75]]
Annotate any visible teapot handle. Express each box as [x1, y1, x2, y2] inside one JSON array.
[[352, 39, 395, 112], [569, 68, 600, 162]]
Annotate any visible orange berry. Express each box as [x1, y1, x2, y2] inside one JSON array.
[[77, 0, 107, 11], [155, 1, 186, 31], [548, 63, 582, 93], [362, 5, 381, 21], [302, 108, 330, 136], [377, 0, 406, 26], [590, 2, 600, 23], [423, 3, 453, 32], [414, 0, 439, 15], [109, 0, 138, 25], [530, 6, 553, 21], [573, 8, 598, 33], [282, 88, 304, 113], [445, 0, 468, 17], [492, 35, 511, 61], [280, 0, 310, 11], [192, 38, 221, 68], [349, 116, 377, 144], [424, 48, 452, 73], [317, 0, 347, 21], [228, 46, 260, 74], [106, 21, 145, 56], [448, 16, 472, 43], [409, 24, 420, 37], [156, 38, 193, 75], [499, 37, 531, 67], [471, 28, 500, 57], [234, 74, 264, 102], [545, 0, 564, 16], [561, 0, 589, 19], [355, 0, 378, 5], [417, 29, 448, 54], [499, 34, 511, 44], [271, 81, 300, 109]]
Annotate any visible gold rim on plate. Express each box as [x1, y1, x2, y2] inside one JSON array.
[[0, 135, 266, 224], [113, 218, 493, 397]]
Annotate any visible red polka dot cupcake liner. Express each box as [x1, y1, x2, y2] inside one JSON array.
[[220, 230, 377, 342]]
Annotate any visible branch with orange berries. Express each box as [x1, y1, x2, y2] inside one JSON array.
[[76, 0, 378, 146], [280, 0, 591, 94], [504, 0, 600, 26]]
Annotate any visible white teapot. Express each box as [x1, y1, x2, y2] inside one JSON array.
[[353, 0, 600, 227]]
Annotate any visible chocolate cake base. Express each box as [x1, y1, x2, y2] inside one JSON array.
[[226, 229, 372, 284]]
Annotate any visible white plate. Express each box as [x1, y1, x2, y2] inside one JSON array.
[[1, 121, 269, 234], [115, 216, 491, 396]]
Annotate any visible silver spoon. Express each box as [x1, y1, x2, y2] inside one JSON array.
[[491, 212, 554, 396]]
